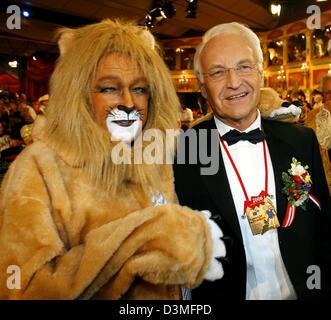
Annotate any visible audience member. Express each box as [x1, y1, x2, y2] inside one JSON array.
[[305, 75, 331, 194]]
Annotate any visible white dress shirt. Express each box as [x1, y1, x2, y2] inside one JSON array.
[[214, 110, 297, 300]]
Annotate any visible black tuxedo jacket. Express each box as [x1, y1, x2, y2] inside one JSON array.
[[173, 117, 331, 300]]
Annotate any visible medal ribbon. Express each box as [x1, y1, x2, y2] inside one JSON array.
[[282, 194, 321, 228], [308, 194, 321, 210], [218, 132, 268, 215]]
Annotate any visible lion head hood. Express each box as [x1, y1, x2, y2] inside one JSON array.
[[37, 19, 180, 196]]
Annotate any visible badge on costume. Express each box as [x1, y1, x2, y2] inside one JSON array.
[[244, 191, 280, 235]]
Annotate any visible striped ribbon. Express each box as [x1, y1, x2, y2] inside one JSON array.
[[308, 194, 321, 210], [282, 194, 321, 228], [282, 202, 296, 228]]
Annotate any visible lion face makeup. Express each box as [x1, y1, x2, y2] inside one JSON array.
[[91, 53, 149, 143], [105, 107, 142, 143]]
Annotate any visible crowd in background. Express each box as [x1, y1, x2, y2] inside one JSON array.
[[0, 85, 330, 190], [0, 92, 48, 180], [283, 89, 323, 123], [179, 88, 323, 129]]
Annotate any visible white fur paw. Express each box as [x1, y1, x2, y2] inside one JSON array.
[[268, 104, 301, 120], [200, 210, 226, 281]]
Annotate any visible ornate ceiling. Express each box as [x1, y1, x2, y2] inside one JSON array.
[[0, 0, 330, 56]]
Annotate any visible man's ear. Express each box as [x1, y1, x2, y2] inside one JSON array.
[[258, 69, 264, 87], [199, 80, 208, 99]]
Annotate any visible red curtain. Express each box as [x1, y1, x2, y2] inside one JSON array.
[[0, 71, 21, 94], [21, 56, 55, 101]]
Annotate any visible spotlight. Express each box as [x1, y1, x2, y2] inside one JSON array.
[[270, 3, 281, 16], [145, 17, 154, 29], [22, 10, 30, 18], [145, 1, 176, 29], [162, 1, 176, 19], [145, 7, 167, 28], [8, 60, 18, 68], [185, 0, 198, 19]]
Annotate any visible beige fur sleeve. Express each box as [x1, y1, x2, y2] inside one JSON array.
[[82, 204, 212, 299], [0, 147, 211, 300]]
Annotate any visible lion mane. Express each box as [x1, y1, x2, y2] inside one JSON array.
[[39, 19, 180, 196]]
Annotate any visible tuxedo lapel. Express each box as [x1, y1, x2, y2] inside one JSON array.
[[199, 119, 243, 242], [198, 118, 298, 242], [262, 119, 295, 226]]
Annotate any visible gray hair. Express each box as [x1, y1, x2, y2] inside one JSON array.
[[321, 73, 331, 93], [194, 22, 264, 83]]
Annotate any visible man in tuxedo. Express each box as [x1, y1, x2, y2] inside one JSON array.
[[173, 22, 331, 300]]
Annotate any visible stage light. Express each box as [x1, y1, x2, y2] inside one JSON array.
[[145, 1, 176, 28], [270, 3, 281, 16], [145, 18, 153, 28], [147, 7, 166, 21], [185, 0, 198, 19], [162, 1, 176, 19], [8, 60, 18, 68], [22, 10, 30, 18], [145, 0, 198, 28], [145, 7, 167, 28]]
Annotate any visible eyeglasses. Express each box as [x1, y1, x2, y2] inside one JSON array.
[[203, 63, 258, 82]]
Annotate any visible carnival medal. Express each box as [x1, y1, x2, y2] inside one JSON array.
[[244, 191, 280, 235]]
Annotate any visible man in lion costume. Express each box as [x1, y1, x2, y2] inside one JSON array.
[[0, 20, 226, 300]]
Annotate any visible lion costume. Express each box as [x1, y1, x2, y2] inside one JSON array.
[[0, 20, 225, 300]]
